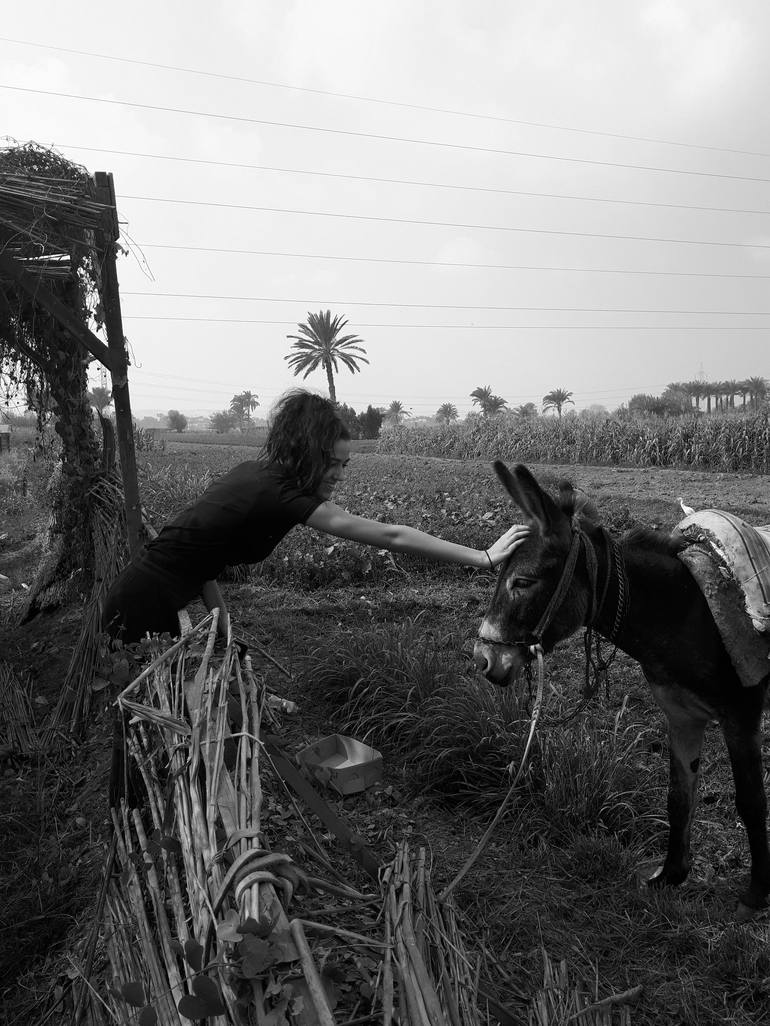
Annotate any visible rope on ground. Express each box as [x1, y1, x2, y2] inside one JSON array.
[[438, 646, 545, 903]]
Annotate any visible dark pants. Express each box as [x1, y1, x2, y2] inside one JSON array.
[[102, 563, 181, 644]]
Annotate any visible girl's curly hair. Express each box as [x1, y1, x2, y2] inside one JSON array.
[[263, 390, 350, 493]]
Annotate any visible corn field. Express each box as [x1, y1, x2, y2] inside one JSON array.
[[378, 413, 770, 472]]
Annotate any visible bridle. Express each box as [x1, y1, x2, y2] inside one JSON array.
[[478, 521, 629, 657]]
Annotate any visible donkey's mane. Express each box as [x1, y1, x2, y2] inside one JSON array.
[[557, 481, 600, 525], [623, 524, 687, 558], [556, 480, 684, 558]]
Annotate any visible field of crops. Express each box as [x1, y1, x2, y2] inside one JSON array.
[[379, 412, 770, 473]]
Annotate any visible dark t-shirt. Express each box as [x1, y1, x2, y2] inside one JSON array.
[[132, 460, 322, 606]]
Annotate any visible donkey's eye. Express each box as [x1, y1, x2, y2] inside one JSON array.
[[508, 577, 535, 591]]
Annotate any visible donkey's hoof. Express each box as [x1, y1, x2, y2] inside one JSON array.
[[638, 863, 687, 889], [637, 864, 666, 889]]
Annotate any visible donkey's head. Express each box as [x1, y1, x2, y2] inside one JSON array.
[[473, 462, 599, 686]]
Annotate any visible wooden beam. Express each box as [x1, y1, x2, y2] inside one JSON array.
[[93, 172, 143, 557], [0, 250, 114, 373]]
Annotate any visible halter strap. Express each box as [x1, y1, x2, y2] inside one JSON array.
[[530, 528, 583, 643]]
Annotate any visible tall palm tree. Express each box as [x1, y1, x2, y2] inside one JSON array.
[[470, 385, 493, 415], [542, 387, 574, 419], [286, 310, 368, 404], [435, 402, 458, 424], [230, 390, 259, 430], [385, 400, 410, 426]]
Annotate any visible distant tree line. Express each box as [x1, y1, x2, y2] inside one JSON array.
[[627, 378, 768, 418]]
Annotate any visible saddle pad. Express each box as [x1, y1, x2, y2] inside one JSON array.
[[676, 509, 770, 633], [677, 545, 770, 688], [675, 509, 770, 688]]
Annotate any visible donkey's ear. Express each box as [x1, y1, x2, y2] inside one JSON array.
[[493, 461, 565, 534]]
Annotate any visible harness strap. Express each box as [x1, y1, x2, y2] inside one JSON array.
[[531, 529, 583, 642], [583, 530, 599, 624]]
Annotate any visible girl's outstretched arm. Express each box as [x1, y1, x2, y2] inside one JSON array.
[[306, 503, 528, 569]]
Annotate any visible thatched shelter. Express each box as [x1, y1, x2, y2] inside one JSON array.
[[0, 141, 142, 616]]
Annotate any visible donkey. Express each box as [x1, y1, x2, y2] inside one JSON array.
[[473, 462, 770, 910]]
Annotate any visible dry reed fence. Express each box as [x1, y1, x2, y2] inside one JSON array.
[[59, 612, 637, 1025], [48, 474, 128, 740]]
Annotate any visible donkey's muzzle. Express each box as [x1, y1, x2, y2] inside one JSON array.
[[473, 639, 526, 686]]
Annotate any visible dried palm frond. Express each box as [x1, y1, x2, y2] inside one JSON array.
[[0, 660, 39, 755]]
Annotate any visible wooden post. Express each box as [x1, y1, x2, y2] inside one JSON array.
[[94, 171, 143, 556]]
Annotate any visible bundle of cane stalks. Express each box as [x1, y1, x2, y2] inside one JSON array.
[[97, 613, 518, 1025], [381, 843, 493, 1026], [528, 951, 638, 1026]]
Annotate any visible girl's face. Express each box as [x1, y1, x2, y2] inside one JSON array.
[[318, 439, 351, 500]]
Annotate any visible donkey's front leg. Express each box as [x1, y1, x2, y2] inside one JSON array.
[[648, 684, 709, 888], [722, 704, 770, 909]]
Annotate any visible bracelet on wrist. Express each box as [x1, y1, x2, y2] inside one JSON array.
[[484, 549, 494, 571]]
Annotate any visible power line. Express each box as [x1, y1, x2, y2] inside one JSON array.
[[121, 195, 770, 250], [137, 242, 770, 280], [3, 35, 767, 159], [123, 291, 770, 315], [121, 315, 770, 329], [127, 369, 712, 402], [5, 83, 770, 184], [49, 144, 770, 217]]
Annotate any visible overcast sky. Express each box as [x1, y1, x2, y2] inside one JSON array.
[[2, 1, 769, 418]]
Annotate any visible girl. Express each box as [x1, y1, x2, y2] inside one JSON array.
[[102, 390, 528, 643]]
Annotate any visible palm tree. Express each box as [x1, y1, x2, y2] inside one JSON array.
[[87, 385, 113, 414], [723, 379, 739, 411], [286, 310, 368, 403], [470, 385, 508, 418], [682, 380, 704, 412], [435, 402, 458, 424], [542, 387, 574, 419], [746, 376, 768, 412], [470, 385, 493, 416], [486, 395, 509, 416], [512, 402, 538, 418], [230, 390, 259, 430], [385, 401, 410, 426]]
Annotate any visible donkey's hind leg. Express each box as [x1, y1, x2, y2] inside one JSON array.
[[721, 687, 770, 909], [648, 684, 709, 889]]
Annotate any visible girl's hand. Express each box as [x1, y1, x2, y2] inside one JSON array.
[[484, 524, 530, 567]]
